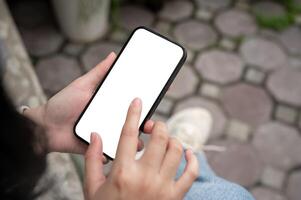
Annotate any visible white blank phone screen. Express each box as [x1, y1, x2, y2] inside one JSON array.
[[75, 28, 184, 159]]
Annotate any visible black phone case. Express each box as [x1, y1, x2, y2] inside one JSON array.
[[74, 26, 187, 160]]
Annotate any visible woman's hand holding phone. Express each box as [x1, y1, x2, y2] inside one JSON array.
[[23, 53, 146, 161], [84, 98, 199, 200]]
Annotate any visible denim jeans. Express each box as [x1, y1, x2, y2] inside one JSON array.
[[176, 152, 255, 200]]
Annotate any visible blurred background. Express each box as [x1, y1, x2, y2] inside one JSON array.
[[1, 0, 301, 199]]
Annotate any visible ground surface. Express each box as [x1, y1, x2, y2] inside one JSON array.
[[9, 0, 301, 199]]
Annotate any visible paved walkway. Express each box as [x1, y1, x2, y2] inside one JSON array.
[[9, 0, 301, 199]]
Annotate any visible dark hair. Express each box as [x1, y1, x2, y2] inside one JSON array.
[[0, 80, 47, 199]]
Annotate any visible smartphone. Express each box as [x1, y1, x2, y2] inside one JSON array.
[[74, 27, 186, 159]]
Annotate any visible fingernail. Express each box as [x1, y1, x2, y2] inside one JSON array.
[[186, 148, 193, 155], [131, 97, 141, 107]]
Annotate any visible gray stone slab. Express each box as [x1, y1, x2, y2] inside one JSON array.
[[226, 119, 251, 142], [261, 166, 286, 190], [207, 140, 264, 187], [219, 38, 236, 50], [275, 104, 298, 124], [156, 97, 174, 116], [279, 26, 301, 56], [153, 20, 171, 36], [166, 65, 198, 99], [267, 67, 301, 106], [36, 55, 82, 95], [287, 170, 301, 200], [195, 9, 213, 21], [215, 9, 257, 38], [81, 42, 121, 71], [174, 20, 217, 50], [252, 187, 287, 200], [240, 37, 287, 71], [119, 5, 155, 31], [174, 96, 227, 139], [194, 0, 231, 11], [244, 67, 266, 84], [196, 50, 244, 84], [20, 26, 64, 57], [252, 122, 301, 170], [159, 0, 193, 22], [63, 43, 84, 56], [199, 83, 221, 99], [221, 83, 273, 127]]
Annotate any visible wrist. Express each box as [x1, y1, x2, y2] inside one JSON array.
[[22, 104, 47, 129], [22, 104, 50, 151]]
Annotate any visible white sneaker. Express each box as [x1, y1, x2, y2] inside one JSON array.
[[167, 107, 225, 152]]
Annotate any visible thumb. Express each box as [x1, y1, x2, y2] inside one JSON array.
[[84, 132, 106, 199], [84, 52, 116, 88]]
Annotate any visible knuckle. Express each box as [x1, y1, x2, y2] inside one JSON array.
[[187, 167, 199, 180], [169, 138, 183, 154], [112, 166, 130, 190], [153, 122, 168, 142]]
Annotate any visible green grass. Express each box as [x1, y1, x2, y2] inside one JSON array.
[[254, 0, 301, 31]]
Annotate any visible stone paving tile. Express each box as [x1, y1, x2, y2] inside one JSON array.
[[252, 1, 286, 18], [251, 187, 287, 200], [289, 56, 301, 69], [119, 5, 155, 31], [235, 0, 251, 10], [226, 119, 251, 142], [36, 55, 82, 95], [215, 9, 257, 38], [81, 41, 121, 71], [195, 50, 244, 84], [109, 29, 129, 43], [63, 43, 84, 57], [240, 37, 287, 71], [166, 65, 198, 99], [199, 82, 221, 100], [267, 67, 301, 107], [279, 26, 301, 56], [261, 166, 286, 190], [159, 0, 193, 22], [219, 37, 236, 50], [20, 25, 64, 57], [195, 9, 213, 21], [156, 97, 174, 116], [221, 83, 273, 127], [287, 170, 301, 200], [244, 67, 266, 85], [194, 0, 231, 11], [174, 96, 227, 139], [252, 122, 301, 171], [207, 140, 264, 187], [275, 104, 298, 124], [173, 20, 217, 50], [153, 20, 171, 36]]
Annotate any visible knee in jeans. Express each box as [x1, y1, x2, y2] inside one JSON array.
[[214, 181, 254, 200]]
